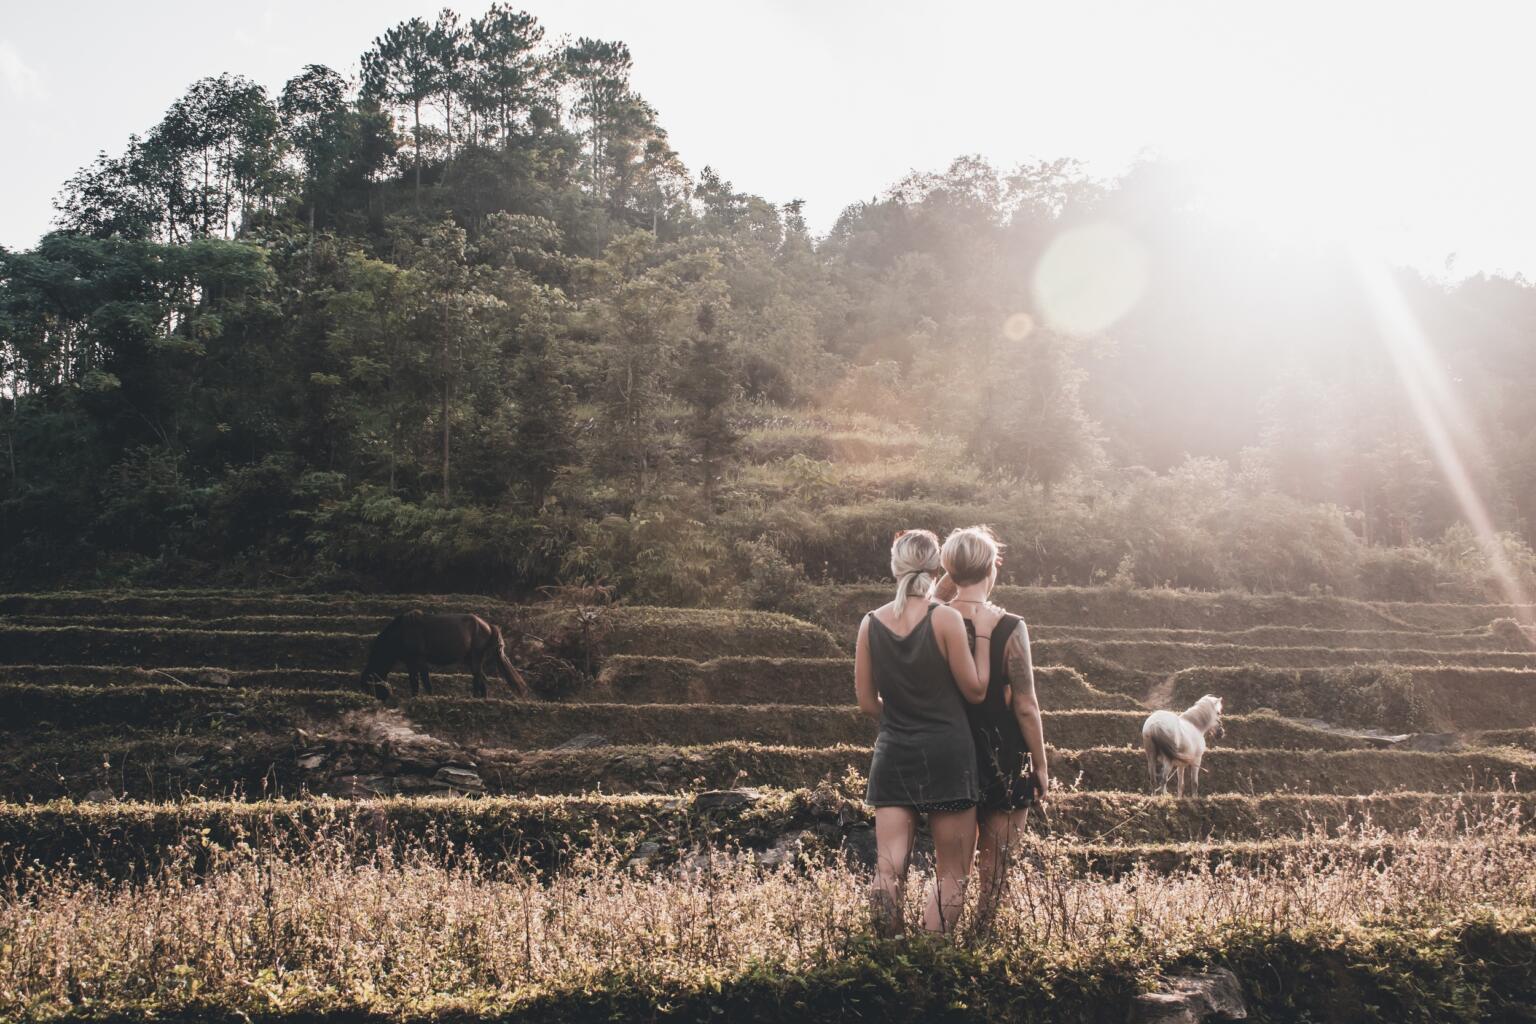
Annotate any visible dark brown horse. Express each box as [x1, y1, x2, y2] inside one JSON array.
[[360, 611, 528, 699]]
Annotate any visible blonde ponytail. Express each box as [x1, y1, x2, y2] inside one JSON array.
[[890, 530, 942, 615]]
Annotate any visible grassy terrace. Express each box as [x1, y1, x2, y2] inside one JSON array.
[[1170, 664, 1536, 731], [8, 658, 1536, 733], [0, 684, 1378, 749], [6, 733, 1529, 802], [0, 610, 842, 666], [1037, 637, 1536, 673], [1024, 622, 1533, 650], [2, 791, 1533, 878], [815, 584, 1536, 638]]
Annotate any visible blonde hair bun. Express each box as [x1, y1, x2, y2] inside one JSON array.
[[890, 529, 942, 615]]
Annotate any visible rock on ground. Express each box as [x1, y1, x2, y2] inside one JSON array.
[[1130, 968, 1246, 1023]]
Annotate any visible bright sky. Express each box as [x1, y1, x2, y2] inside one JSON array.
[[3, 0, 1536, 277]]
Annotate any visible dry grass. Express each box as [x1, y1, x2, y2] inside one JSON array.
[[2, 802, 1534, 1020]]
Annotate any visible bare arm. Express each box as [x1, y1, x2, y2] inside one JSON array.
[[1006, 622, 1049, 801], [854, 615, 882, 719], [934, 605, 989, 703]]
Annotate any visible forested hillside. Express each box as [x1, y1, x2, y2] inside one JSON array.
[[6, 5, 1536, 602]]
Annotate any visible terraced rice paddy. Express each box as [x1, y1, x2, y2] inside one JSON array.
[[4, 586, 1534, 824], [4, 587, 1536, 1020]]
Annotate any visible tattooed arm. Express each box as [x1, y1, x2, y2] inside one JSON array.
[[1006, 621, 1049, 802]]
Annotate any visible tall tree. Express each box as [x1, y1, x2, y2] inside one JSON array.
[[677, 302, 739, 510], [562, 39, 632, 200], [152, 75, 281, 240], [278, 65, 351, 248], [404, 221, 501, 502], [465, 4, 545, 143], [508, 299, 575, 508], [321, 251, 431, 491], [428, 9, 467, 168], [362, 18, 439, 205]]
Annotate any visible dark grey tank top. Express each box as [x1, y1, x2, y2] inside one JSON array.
[[864, 603, 979, 807]]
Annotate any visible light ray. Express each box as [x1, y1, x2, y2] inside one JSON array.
[[1351, 249, 1534, 624]]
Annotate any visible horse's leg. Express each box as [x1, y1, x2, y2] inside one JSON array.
[[471, 647, 489, 699], [408, 664, 420, 698], [420, 664, 432, 695], [1188, 757, 1201, 798], [1174, 765, 1185, 799], [1144, 738, 1161, 795]]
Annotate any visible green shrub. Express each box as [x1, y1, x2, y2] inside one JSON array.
[[309, 487, 574, 592], [1487, 616, 1532, 649], [733, 537, 820, 620], [1359, 546, 1446, 601]]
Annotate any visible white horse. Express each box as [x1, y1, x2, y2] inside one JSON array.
[[1142, 694, 1224, 797]]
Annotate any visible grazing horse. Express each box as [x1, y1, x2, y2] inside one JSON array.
[[1142, 694, 1224, 797], [360, 611, 528, 699]]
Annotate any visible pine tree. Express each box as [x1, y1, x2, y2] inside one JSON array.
[[510, 318, 575, 509], [678, 303, 739, 511]]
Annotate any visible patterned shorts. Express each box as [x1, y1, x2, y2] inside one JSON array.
[[910, 799, 976, 814]]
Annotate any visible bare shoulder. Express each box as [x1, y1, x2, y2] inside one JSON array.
[[867, 600, 898, 631], [930, 603, 964, 629]]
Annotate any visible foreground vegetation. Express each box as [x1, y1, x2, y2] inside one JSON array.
[[4, 805, 1536, 1022]]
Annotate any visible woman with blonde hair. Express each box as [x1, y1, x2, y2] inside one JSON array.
[[936, 525, 1049, 931], [854, 528, 1000, 935]]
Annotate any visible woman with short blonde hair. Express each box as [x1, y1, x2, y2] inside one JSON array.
[[936, 525, 1050, 931], [854, 529, 1000, 935]]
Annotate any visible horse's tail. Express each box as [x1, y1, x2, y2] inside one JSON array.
[[1141, 712, 1179, 792], [490, 625, 530, 697], [1141, 712, 1183, 759]]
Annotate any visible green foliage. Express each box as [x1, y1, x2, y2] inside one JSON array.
[[1359, 545, 1445, 601], [13, 4, 1536, 605], [734, 537, 820, 620], [308, 486, 571, 592]]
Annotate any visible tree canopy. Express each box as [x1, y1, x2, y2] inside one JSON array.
[[5, 7, 1536, 603]]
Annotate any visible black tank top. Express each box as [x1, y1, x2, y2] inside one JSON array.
[[964, 613, 1035, 809]]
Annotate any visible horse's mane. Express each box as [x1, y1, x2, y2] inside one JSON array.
[[1180, 695, 1220, 732]]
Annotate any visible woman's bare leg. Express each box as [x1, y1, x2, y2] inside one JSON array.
[[923, 807, 978, 934], [872, 806, 917, 935], [974, 807, 1030, 932]]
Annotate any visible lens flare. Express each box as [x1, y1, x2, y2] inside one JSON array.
[[1032, 223, 1149, 336], [1002, 312, 1034, 342], [1350, 248, 1535, 624]]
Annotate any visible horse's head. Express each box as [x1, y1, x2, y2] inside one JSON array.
[[1201, 694, 1225, 738], [359, 668, 392, 701]]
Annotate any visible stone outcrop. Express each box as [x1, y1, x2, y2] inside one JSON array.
[[1129, 968, 1247, 1023]]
